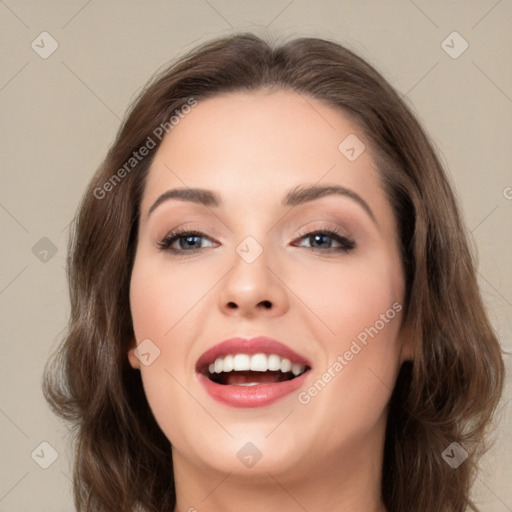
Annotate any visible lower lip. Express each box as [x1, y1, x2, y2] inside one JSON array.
[[198, 372, 309, 408]]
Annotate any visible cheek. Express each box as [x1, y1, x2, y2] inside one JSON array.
[[292, 250, 403, 347], [130, 274, 170, 340], [129, 254, 208, 341], [129, 257, 198, 442], [292, 251, 404, 426]]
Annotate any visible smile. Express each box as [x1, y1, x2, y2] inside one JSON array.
[[196, 336, 312, 408]]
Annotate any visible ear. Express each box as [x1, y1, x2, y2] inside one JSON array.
[[397, 323, 414, 363], [127, 337, 141, 370]]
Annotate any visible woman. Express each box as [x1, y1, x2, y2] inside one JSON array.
[[43, 32, 505, 512]]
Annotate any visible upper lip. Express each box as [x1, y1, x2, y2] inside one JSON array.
[[195, 336, 312, 372]]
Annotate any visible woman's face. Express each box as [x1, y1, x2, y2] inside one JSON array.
[[129, 89, 411, 480]]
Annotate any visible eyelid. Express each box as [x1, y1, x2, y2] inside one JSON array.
[[294, 220, 352, 239]]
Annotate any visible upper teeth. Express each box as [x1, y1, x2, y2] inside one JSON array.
[[208, 353, 305, 377]]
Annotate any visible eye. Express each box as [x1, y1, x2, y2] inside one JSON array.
[[157, 228, 217, 254], [157, 226, 355, 255], [293, 227, 355, 253]]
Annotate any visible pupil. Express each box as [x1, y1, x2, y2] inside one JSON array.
[[182, 235, 200, 249], [312, 234, 330, 248]]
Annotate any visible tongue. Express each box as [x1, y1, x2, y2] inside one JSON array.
[[225, 370, 285, 386]]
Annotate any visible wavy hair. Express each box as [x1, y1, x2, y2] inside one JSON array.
[[43, 32, 505, 511]]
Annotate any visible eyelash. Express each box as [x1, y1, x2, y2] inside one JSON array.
[[157, 226, 355, 256]]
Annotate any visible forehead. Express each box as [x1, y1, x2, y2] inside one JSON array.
[[141, 89, 389, 219]]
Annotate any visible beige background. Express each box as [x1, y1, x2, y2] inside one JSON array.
[[1, 1, 511, 510]]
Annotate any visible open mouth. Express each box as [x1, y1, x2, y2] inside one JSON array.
[[195, 336, 312, 407], [199, 353, 311, 387]]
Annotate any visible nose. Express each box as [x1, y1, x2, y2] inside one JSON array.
[[218, 243, 289, 319]]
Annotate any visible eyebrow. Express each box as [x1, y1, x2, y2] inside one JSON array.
[[146, 184, 377, 225]]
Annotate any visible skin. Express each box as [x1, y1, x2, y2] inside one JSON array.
[[128, 89, 413, 512]]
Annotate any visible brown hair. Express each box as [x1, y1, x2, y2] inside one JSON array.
[[43, 32, 505, 511]]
